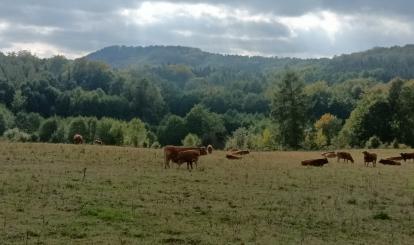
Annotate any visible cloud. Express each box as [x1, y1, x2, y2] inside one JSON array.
[[0, 0, 413, 58]]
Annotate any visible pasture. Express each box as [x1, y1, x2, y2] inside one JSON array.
[[0, 142, 414, 244]]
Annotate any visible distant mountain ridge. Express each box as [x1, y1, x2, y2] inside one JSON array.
[[86, 44, 414, 82]]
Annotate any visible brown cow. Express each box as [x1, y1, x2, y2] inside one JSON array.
[[400, 153, 414, 162], [301, 158, 328, 167], [207, 144, 213, 154], [362, 151, 377, 167], [337, 152, 354, 163], [322, 151, 337, 158], [379, 159, 401, 166], [177, 150, 201, 171], [163, 146, 207, 169], [385, 156, 403, 161], [233, 150, 250, 155], [226, 154, 242, 160], [73, 134, 84, 144]]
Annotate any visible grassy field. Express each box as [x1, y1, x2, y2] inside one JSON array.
[[0, 142, 414, 244]]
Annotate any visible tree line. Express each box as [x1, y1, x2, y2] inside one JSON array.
[[0, 50, 413, 150]]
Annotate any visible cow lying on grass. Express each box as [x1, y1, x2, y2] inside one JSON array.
[[337, 152, 354, 163], [233, 150, 250, 155], [301, 158, 328, 167], [379, 159, 401, 166], [226, 154, 242, 160], [385, 156, 403, 161], [400, 153, 414, 162], [362, 151, 377, 167]]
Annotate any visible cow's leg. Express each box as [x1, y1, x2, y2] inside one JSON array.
[[164, 152, 169, 169]]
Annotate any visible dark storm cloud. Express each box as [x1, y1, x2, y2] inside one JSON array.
[[0, 0, 412, 58]]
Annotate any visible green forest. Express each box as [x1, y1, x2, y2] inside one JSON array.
[[1, 45, 414, 150]]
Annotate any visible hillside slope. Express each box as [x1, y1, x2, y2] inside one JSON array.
[[86, 44, 414, 82]]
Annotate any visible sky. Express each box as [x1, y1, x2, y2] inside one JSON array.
[[0, 0, 413, 59]]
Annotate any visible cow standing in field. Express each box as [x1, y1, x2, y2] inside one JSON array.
[[177, 150, 201, 171], [301, 158, 328, 167], [379, 159, 401, 166], [163, 146, 207, 169], [362, 151, 377, 167], [207, 145, 213, 154], [337, 152, 354, 163], [94, 139, 103, 145], [73, 134, 84, 144], [400, 153, 414, 162]]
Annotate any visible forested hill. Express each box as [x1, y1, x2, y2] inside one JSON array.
[[86, 45, 319, 73], [1, 44, 414, 150], [86, 44, 414, 83]]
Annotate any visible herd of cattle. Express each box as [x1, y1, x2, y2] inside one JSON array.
[[302, 151, 414, 167], [163, 145, 251, 170], [72, 133, 414, 170]]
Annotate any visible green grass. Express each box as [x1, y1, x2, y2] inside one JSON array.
[[0, 142, 414, 244]]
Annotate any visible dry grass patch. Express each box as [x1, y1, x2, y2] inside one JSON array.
[[0, 143, 413, 244]]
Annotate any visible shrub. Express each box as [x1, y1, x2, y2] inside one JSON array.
[[365, 135, 382, 149], [51, 125, 66, 143], [39, 118, 59, 142], [182, 133, 201, 147], [3, 128, 31, 142], [0, 113, 5, 136], [15, 112, 43, 134], [151, 142, 161, 149], [124, 118, 147, 147]]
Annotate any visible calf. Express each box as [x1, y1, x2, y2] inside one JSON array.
[[177, 150, 201, 171], [400, 153, 414, 162], [94, 139, 103, 145], [379, 159, 401, 166], [301, 158, 328, 167], [362, 151, 377, 167], [337, 152, 354, 163]]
